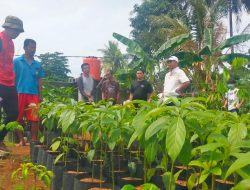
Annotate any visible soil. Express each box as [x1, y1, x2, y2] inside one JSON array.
[[80, 178, 105, 183], [0, 144, 49, 190]]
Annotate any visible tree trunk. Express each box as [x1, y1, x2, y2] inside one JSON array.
[[228, 0, 234, 53]]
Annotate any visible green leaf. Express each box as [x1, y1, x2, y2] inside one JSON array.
[[87, 149, 95, 162], [225, 152, 250, 179], [121, 184, 135, 190], [144, 138, 158, 163], [210, 167, 222, 176], [145, 116, 168, 140], [146, 169, 156, 182], [162, 171, 175, 190], [54, 153, 64, 164], [231, 179, 250, 190], [166, 117, 186, 161], [59, 110, 75, 133], [141, 183, 160, 190], [50, 140, 61, 151], [128, 161, 137, 177], [155, 33, 191, 57], [228, 123, 247, 146], [201, 182, 208, 190], [178, 140, 192, 165], [188, 174, 197, 190], [216, 34, 250, 50], [113, 32, 145, 60]]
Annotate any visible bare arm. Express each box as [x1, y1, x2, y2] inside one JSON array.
[[176, 81, 190, 95], [129, 93, 133, 101]]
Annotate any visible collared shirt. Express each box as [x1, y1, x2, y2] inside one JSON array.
[[0, 31, 15, 86], [14, 55, 44, 95], [163, 67, 189, 98]]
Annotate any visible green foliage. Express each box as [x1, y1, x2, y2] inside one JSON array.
[[11, 162, 53, 189], [38, 52, 70, 82]]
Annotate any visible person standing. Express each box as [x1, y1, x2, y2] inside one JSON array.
[[76, 63, 94, 102], [162, 56, 190, 101], [101, 70, 120, 104], [223, 79, 244, 114], [0, 16, 24, 153], [129, 68, 153, 102], [14, 39, 44, 145]]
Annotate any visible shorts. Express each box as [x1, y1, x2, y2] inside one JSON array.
[[17, 93, 39, 122]]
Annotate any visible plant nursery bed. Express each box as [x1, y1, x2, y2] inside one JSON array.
[[0, 144, 49, 190]]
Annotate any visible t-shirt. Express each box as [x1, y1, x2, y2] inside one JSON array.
[[0, 31, 15, 86], [78, 74, 94, 101], [130, 80, 153, 101], [14, 55, 44, 95], [225, 88, 239, 111], [163, 67, 189, 99], [101, 79, 120, 102]]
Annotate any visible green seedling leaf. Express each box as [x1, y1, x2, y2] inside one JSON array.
[[225, 152, 250, 179], [54, 153, 64, 164], [166, 117, 186, 161], [87, 149, 95, 162], [50, 140, 61, 151], [142, 183, 160, 190], [145, 116, 168, 140], [231, 179, 250, 190], [188, 174, 196, 190], [121, 184, 135, 190]]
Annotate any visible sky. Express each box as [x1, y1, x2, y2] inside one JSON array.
[[0, 0, 249, 78], [0, 0, 141, 77]]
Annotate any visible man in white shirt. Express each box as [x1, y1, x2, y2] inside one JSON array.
[[223, 79, 244, 113], [162, 56, 190, 101]]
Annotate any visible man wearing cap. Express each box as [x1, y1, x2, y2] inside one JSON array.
[[0, 16, 24, 154], [162, 56, 190, 101]]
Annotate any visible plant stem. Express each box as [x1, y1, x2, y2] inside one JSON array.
[[211, 174, 215, 190], [111, 151, 115, 190], [169, 162, 174, 190]]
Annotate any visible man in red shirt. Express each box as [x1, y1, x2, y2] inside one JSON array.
[[0, 16, 24, 154]]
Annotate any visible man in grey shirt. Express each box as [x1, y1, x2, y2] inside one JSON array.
[[76, 63, 94, 102]]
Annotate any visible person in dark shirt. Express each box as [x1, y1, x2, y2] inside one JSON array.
[[129, 68, 153, 102], [101, 70, 120, 104]]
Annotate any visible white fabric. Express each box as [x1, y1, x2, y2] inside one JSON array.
[[225, 88, 239, 111], [163, 67, 189, 100], [78, 75, 94, 101]]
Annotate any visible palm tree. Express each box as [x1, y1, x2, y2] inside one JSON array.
[[98, 41, 127, 72]]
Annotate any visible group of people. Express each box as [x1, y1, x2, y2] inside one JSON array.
[[76, 55, 191, 105], [0, 15, 44, 156]]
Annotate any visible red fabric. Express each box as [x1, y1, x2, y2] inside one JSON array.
[[0, 31, 15, 86], [17, 93, 39, 122]]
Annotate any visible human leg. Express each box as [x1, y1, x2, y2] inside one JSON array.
[[0, 85, 18, 149]]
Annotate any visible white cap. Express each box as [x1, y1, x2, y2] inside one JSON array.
[[167, 56, 179, 63]]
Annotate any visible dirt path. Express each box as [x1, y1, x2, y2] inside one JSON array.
[[0, 145, 49, 190]]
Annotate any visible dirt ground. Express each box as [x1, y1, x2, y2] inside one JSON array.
[[0, 144, 49, 190]]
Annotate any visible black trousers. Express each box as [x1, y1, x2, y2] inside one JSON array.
[[0, 84, 18, 141]]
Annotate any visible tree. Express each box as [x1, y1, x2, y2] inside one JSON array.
[[38, 52, 71, 82], [130, 0, 190, 53], [98, 41, 127, 72]]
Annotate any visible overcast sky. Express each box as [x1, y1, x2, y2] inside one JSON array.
[[0, 0, 249, 77]]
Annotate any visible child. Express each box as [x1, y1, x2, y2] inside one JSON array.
[[223, 80, 244, 113]]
